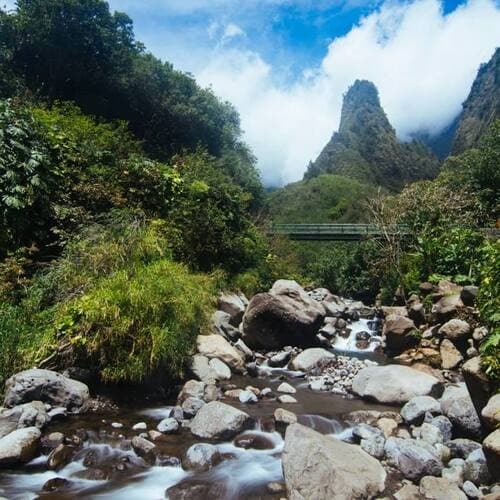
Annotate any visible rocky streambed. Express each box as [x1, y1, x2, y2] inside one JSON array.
[[0, 279, 499, 499]]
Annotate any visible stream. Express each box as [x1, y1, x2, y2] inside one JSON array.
[[0, 320, 398, 500]]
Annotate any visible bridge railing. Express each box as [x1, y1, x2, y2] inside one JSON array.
[[271, 223, 409, 236]]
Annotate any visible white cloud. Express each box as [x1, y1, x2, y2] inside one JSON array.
[[222, 23, 246, 42], [197, 0, 500, 185], [1, 0, 16, 10]]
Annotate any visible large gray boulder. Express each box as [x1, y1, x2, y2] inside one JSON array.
[[438, 319, 471, 343], [384, 437, 443, 480], [482, 394, 500, 431], [383, 314, 418, 354], [242, 280, 326, 350], [282, 423, 386, 500], [289, 348, 335, 372], [189, 402, 253, 440], [0, 427, 41, 466], [3, 369, 89, 413], [440, 384, 482, 439], [196, 334, 245, 373], [432, 294, 464, 322], [0, 401, 50, 439], [183, 443, 222, 472], [218, 292, 247, 326], [352, 365, 442, 404], [401, 396, 441, 425], [483, 429, 500, 481]]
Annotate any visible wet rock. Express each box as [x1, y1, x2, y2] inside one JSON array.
[[42, 477, 72, 492], [183, 443, 222, 472], [204, 384, 221, 403], [274, 408, 297, 429], [233, 339, 254, 361], [384, 437, 443, 480], [0, 427, 41, 466], [289, 348, 335, 372], [460, 286, 478, 307], [133, 422, 147, 431], [483, 429, 500, 481], [447, 438, 482, 459], [383, 314, 419, 355], [278, 395, 297, 404], [464, 448, 491, 485], [169, 406, 184, 422], [196, 334, 245, 372], [0, 401, 50, 439], [440, 339, 464, 370], [238, 390, 258, 404], [218, 292, 246, 326], [277, 382, 296, 394], [234, 432, 275, 450], [401, 396, 441, 425], [3, 369, 89, 413], [48, 444, 77, 470], [282, 423, 386, 500], [269, 350, 291, 368], [352, 365, 442, 404], [439, 319, 471, 343], [419, 476, 467, 499], [267, 481, 286, 494], [40, 432, 65, 453], [212, 310, 240, 341], [440, 384, 482, 439], [482, 394, 500, 431], [177, 380, 206, 404], [242, 280, 326, 350], [131, 436, 156, 463], [167, 479, 226, 499], [189, 402, 253, 440], [157, 418, 179, 434], [181, 397, 206, 418]]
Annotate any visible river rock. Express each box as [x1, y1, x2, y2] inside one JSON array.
[[447, 438, 482, 459], [0, 427, 41, 466], [189, 355, 217, 384], [189, 402, 253, 440], [177, 380, 206, 404], [483, 429, 500, 481], [440, 384, 482, 439], [432, 294, 464, 322], [233, 339, 254, 361], [167, 479, 226, 499], [439, 319, 471, 343], [242, 280, 325, 350], [183, 443, 222, 472], [277, 382, 296, 394], [383, 314, 418, 354], [384, 437, 443, 480], [409, 303, 427, 327], [419, 476, 467, 500], [395, 483, 423, 500], [464, 448, 491, 485], [352, 365, 441, 404], [212, 310, 240, 341], [0, 401, 50, 439], [381, 306, 409, 317], [157, 418, 179, 434], [428, 416, 453, 442], [3, 369, 89, 413], [196, 335, 245, 372], [274, 408, 297, 428], [131, 436, 156, 463], [181, 397, 205, 418], [269, 350, 291, 367], [289, 348, 335, 372], [460, 286, 478, 306], [238, 390, 258, 404], [482, 394, 500, 431], [48, 444, 77, 470], [352, 424, 386, 458], [218, 292, 247, 326], [234, 432, 275, 450], [282, 423, 386, 500], [278, 395, 298, 404], [401, 396, 441, 425], [208, 358, 231, 380], [440, 339, 464, 370]]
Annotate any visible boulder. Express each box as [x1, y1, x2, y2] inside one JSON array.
[[0, 427, 41, 466], [131, 436, 156, 463], [482, 394, 500, 431], [196, 335, 245, 372], [3, 369, 89, 413], [460, 286, 478, 307], [233, 339, 254, 361], [381, 306, 409, 317], [238, 390, 258, 404], [440, 339, 463, 370], [268, 350, 291, 368], [401, 396, 441, 425], [395, 483, 423, 500], [432, 294, 464, 322], [181, 397, 205, 418], [208, 358, 231, 381], [218, 292, 247, 326], [177, 380, 206, 404], [183, 443, 222, 472], [242, 280, 326, 350], [440, 384, 482, 439], [352, 424, 386, 458], [419, 476, 467, 500], [438, 320, 471, 343], [211, 310, 240, 341], [464, 448, 491, 485], [352, 365, 441, 404], [429, 416, 453, 442], [189, 402, 253, 440], [278, 395, 298, 404], [274, 408, 297, 428], [384, 437, 443, 480], [157, 418, 179, 434], [289, 348, 335, 372], [462, 356, 492, 418], [446, 438, 482, 459], [383, 314, 419, 354], [277, 382, 296, 394], [189, 355, 217, 384], [409, 303, 427, 327], [483, 429, 500, 481], [0, 401, 50, 439], [282, 423, 386, 500]]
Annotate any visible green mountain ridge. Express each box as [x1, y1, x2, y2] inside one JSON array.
[[304, 80, 439, 190]]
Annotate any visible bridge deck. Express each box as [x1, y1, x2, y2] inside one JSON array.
[[270, 224, 408, 241]]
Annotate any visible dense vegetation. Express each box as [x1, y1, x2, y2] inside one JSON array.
[[305, 80, 439, 190]]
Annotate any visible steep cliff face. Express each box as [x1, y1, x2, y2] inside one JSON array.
[[305, 80, 439, 189], [452, 48, 500, 155]]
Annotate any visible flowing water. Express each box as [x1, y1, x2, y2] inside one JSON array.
[[0, 320, 396, 500]]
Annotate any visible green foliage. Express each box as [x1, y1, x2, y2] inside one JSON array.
[[268, 174, 376, 223], [478, 241, 500, 381]]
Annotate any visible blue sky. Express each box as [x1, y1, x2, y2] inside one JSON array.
[[5, 0, 498, 184]]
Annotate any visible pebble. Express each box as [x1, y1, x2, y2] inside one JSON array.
[[278, 395, 298, 404], [111, 422, 123, 429], [239, 390, 258, 404], [277, 382, 296, 394], [132, 422, 147, 431]]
